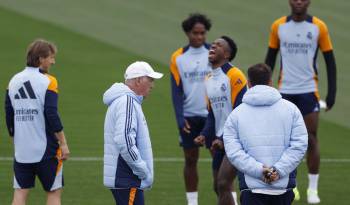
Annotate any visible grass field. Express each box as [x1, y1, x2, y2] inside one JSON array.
[[0, 0, 349, 204]]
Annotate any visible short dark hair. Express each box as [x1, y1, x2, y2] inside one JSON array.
[[26, 39, 57, 67], [221, 36, 237, 61], [248, 63, 272, 86], [182, 13, 211, 33]]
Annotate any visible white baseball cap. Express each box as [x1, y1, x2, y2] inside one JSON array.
[[124, 61, 163, 80]]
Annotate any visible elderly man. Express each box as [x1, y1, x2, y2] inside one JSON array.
[[223, 63, 308, 205], [103, 61, 163, 205]]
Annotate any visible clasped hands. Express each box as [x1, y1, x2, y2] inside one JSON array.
[[262, 166, 280, 184]]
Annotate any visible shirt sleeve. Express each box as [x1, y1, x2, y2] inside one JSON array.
[[227, 68, 248, 109], [44, 75, 63, 133], [268, 20, 280, 49], [170, 49, 185, 129], [314, 17, 333, 52], [200, 100, 215, 138], [5, 89, 15, 137]]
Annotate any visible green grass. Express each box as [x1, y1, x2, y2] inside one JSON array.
[[0, 1, 350, 204], [0, 0, 349, 127]]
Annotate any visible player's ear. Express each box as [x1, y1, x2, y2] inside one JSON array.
[[248, 81, 253, 88], [268, 79, 273, 87], [224, 50, 230, 61]]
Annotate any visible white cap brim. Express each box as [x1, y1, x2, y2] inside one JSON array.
[[148, 71, 163, 79]]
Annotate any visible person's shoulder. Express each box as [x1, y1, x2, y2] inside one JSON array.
[[43, 73, 59, 93], [44, 73, 58, 82], [271, 16, 289, 26], [224, 64, 247, 85], [8, 69, 26, 87], [226, 104, 245, 122], [230, 66, 246, 78], [9, 71, 22, 83], [310, 16, 328, 29], [311, 16, 326, 24], [111, 94, 131, 109], [171, 45, 189, 59]]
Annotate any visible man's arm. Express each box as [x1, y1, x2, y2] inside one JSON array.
[[170, 52, 187, 129], [265, 47, 279, 72], [55, 131, 69, 160], [228, 68, 248, 109], [323, 50, 337, 110], [316, 19, 336, 110], [5, 89, 14, 137], [114, 95, 149, 180], [44, 77, 70, 160], [273, 106, 308, 177], [233, 85, 247, 109], [199, 103, 215, 139], [170, 73, 185, 129], [223, 113, 264, 179], [265, 19, 281, 72]]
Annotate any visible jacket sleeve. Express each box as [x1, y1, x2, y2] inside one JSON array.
[[273, 106, 308, 177], [223, 112, 264, 179], [5, 89, 14, 137], [114, 95, 149, 180]]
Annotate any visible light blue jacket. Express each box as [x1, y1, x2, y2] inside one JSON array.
[[103, 83, 153, 190], [223, 85, 307, 191]]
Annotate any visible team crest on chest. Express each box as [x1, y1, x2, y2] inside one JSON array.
[[307, 32, 313, 40], [221, 83, 227, 92]]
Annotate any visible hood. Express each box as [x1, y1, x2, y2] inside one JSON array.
[[103, 83, 143, 106], [242, 85, 281, 106]]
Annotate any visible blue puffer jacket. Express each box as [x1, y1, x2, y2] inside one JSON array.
[[223, 85, 308, 191], [103, 83, 153, 190]]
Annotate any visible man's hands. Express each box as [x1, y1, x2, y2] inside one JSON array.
[[210, 139, 224, 151], [262, 166, 279, 184], [59, 142, 70, 161], [194, 135, 205, 146], [55, 131, 70, 161], [326, 93, 335, 111], [194, 136, 224, 152]]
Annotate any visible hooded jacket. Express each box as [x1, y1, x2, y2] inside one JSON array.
[[103, 83, 153, 190], [223, 85, 307, 191]]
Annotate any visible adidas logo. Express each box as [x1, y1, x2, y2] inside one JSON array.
[[14, 81, 37, 99], [234, 79, 242, 86]]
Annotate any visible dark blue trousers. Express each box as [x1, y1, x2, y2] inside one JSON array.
[[110, 188, 144, 205], [241, 190, 294, 205]]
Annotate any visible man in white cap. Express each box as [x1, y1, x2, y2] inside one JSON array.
[[103, 61, 163, 205]]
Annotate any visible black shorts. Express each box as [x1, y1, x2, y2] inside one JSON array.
[[13, 157, 63, 192], [179, 116, 213, 149], [240, 190, 294, 205], [110, 188, 144, 205], [281, 92, 320, 116]]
